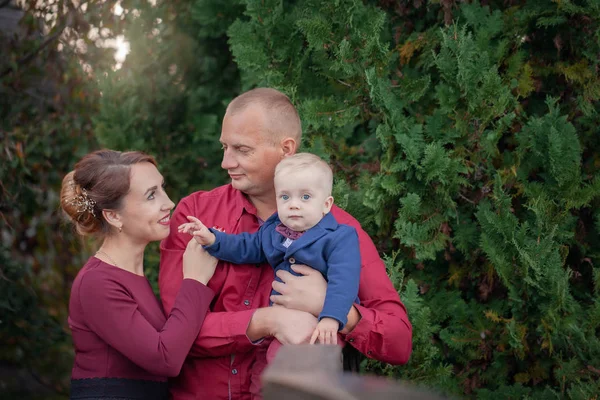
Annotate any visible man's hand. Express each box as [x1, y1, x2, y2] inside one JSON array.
[[310, 317, 339, 345], [178, 216, 216, 246], [269, 307, 318, 345], [270, 264, 326, 317], [246, 306, 317, 345]]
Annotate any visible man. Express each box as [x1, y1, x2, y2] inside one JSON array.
[[159, 88, 412, 400]]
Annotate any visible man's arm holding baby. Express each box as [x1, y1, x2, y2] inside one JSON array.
[[270, 208, 413, 365]]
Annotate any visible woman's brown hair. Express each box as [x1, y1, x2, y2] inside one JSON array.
[[60, 149, 157, 237]]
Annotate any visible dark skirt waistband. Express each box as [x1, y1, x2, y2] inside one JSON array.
[[70, 377, 169, 400]]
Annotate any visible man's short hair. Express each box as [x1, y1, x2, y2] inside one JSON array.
[[275, 153, 333, 195], [226, 88, 302, 143]]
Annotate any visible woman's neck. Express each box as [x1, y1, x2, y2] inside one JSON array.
[[97, 236, 146, 276]]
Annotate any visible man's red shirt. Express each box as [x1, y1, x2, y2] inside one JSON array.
[[159, 184, 412, 400]]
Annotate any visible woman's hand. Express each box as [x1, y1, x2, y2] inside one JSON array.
[[270, 264, 327, 317], [182, 238, 218, 285]]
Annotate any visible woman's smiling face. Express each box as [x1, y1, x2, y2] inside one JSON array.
[[116, 162, 175, 244]]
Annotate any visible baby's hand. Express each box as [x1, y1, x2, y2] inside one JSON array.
[[178, 216, 216, 246], [309, 317, 339, 345]]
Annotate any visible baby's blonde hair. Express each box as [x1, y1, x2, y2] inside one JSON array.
[[275, 153, 333, 195]]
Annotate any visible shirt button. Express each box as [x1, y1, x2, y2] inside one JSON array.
[[289, 257, 296, 264], [243, 300, 250, 306], [348, 338, 354, 343], [232, 369, 238, 375]]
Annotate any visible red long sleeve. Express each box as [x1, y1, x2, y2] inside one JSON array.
[[332, 207, 413, 364], [69, 258, 214, 380]]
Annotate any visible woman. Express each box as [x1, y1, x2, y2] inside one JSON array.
[[60, 149, 217, 400]]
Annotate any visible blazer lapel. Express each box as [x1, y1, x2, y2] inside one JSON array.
[[284, 213, 339, 258], [267, 213, 292, 254]]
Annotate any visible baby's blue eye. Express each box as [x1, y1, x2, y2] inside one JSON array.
[[302, 194, 311, 200], [281, 194, 289, 200]]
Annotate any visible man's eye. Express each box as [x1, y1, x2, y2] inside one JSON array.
[[302, 194, 311, 200]]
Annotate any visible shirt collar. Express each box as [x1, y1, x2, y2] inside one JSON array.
[[229, 184, 259, 221]]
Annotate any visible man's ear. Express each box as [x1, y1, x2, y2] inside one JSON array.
[[102, 209, 123, 231], [323, 196, 334, 214], [280, 137, 297, 156]]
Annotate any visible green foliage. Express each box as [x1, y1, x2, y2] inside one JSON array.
[[0, 247, 72, 395]]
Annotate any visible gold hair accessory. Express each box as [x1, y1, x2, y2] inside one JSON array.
[[70, 181, 97, 217]]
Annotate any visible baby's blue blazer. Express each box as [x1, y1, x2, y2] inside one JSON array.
[[205, 212, 361, 329]]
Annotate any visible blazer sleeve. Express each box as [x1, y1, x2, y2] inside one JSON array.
[[318, 227, 361, 329], [79, 272, 214, 377], [204, 228, 267, 265]]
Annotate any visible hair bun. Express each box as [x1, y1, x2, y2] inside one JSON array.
[[60, 171, 101, 236]]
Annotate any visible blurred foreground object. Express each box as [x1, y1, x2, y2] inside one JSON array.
[[263, 345, 446, 400]]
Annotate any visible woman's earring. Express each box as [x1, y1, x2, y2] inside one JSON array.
[[119, 226, 123, 233]]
